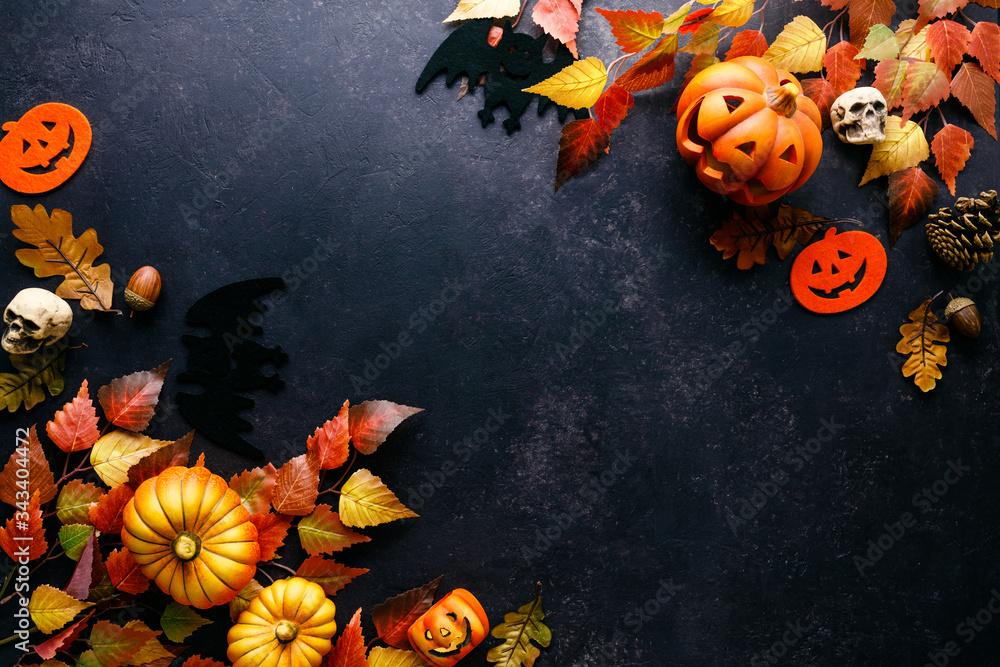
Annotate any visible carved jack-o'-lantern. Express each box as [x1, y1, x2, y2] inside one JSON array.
[[790, 228, 887, 313], [0, 103, 92, 194], [408, 589, 489, 667], [675, 56, 823, 206]]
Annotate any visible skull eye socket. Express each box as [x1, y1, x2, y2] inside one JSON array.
[[872, 101, 885, 112], [22, 320, 40, 334], [2, 309, 12, 323], [849, 102, 865, 114]]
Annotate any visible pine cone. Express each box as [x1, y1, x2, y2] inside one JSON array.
[[926, 190, 1000, 271]]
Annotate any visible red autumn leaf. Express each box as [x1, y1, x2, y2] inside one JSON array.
[[97, 360, 170, 432], [918, 0, 969, 24], [298, 504, 371, 556], [555, 118, 609, 192], [106, 548, 150, 595], [348, 400, 424, 455], [307, 400, 351, 470], [372, 575, 444, 649], [968, 22, 1000, 84], [0, 491, 47, 561], [848, 0, 895, 47], [126, 431, 193, 489], [824, 41, 864, 94], [679, 7, 714, 34], [594, 8, 664, 54], [35, 611, 93, 659], [89, 620, 158, 667], [90, 542, 111, 601], [927, 20, 972, 74], [951, 62, 998, 139], [874, 59, 908, 110], [295, 556, 370, 597], [182, 657, 227, 667], [329, 608, 369, 667], [932, 124, 974, 195], [726, 30, 769, 60], [888, 167, 940, 246], [0, 425, 56, 506], [901, 61, 951, 123], [65, 531, 97, 599], [533, 0, 581, 57], [801, 78, 839, 131], [249, 512, 292, 561], [89, 484, 135, 535], [821, 0, 850, 8], [271, 451, 320, 516], [971, 0, 999, 6], [229, 463, 279, 515], [48, 380, 100, 453], [616, 34, 679, 92], [594, 84, 634, 135]]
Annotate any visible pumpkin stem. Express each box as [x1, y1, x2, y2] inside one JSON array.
[[275, 620, 300, 643], [765, 83, 799, 118], [171, 532, 202, 561]]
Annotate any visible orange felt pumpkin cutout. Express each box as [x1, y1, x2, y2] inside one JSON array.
[[790, 228, 887, 314], [0, 103, 92, 194], [408, 589, 489, 667], [675, 57, 823, 206]]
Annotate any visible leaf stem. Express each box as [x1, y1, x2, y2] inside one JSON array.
[[0, 566, 14, 601], [43, 236, 119, 313], [265, 561, 298, 577], [0, 626, 35, 646]]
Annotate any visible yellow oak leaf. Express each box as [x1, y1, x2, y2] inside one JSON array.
[[339, 468, 418, 528], [522, 57, 608, 109], [896, 299, 949, 392], [28, 584, 94, 634], [860, 116, 929, 185], [763, 15, 827, 73], [90, 430, 171, 487], [443, 0, 519, 22]]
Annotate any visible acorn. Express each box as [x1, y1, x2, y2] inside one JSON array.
[[944, 295, 981, 339], [124, 266, 162, 316]]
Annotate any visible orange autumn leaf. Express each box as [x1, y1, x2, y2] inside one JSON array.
[[229, 463, 279, 515], [901, 61, 951, 124], [932, 124, 974, 196], [271, 451, 320, 516], [820, 0, 849, 9], [10, 205, 116, 312], [329, 608, 369, 667], [968, 22, 1000, 84], [824, 41, 864, 94], [307, 400, 351, 470], [848, 0, 895, 47], [97, 360, 170, 433], [0, 491, 47, 561], [594, 84, 634, 135], [0, 425, 56, 506], [801, 77, 838, 130], [182, 657, 227, 667], [106, 548, 150, 595], [533, 0, 581, 58], [887, 167, 939, 246], [47, 380, 100, 453], [917, 0, 969, 24], [726, 30, 768, 60], [678, 6, 714, 34], [710, 207, 829, 269], [349, 401, 424, 455], [926, 19, 972, 74], [248, 512, 292, 561], [295, 556, 370, 597], [594, 8, 664, 53], [373, 576, 443, 649], [125, 431, 193, 489], [88, 484, 134, 535], [873, 58, 907, 109], [297, 504, 371, 556], [897, 299, 949, 392], [89, 620, 158, 667], [951, 62, 998, 139], [616, 34, 679, 92]]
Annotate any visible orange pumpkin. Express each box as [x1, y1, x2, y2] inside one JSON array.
[[790, 227, 887, 313], [408, 589, 489, 667], [227, 577, 338, 667], [121, 466, 259, 609], [675, 56, 823, 206], [0, 103, 92, 194]]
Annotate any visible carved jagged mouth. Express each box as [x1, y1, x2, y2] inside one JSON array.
[[20, 126, 77, 174], [428, 618, 473, 657], [808, 259, 867, 299]]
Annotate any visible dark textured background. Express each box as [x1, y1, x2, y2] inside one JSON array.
[[1, 0, 1000, 665]]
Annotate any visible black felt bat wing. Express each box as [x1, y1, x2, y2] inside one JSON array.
[[416, 19, 501, 94]]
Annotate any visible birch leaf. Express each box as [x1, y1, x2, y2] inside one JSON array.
[[340, 468, 418, 528]]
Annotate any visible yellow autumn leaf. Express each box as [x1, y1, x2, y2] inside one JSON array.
[[522, 57, 608, 109], [368, 647, 433, 667], [662, 1, 694, 34], [896, 299, 949, 392], [763, 15, 826, 73], [339, 468, 418, 528], [90, 430, 171, 487], [860, 116, 930, 185], [28, 584, 94, 634], [125, 620, 174, 665], [443, 0, 519, 22], [896, 19, 930, 62], [711, 0, 754, 28]]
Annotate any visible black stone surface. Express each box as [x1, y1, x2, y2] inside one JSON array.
[[1, 1, 999, 666]]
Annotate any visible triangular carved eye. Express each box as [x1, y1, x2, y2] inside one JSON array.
[[42, 121, 56, 131], [838, 250, 851, 259], [736, 142, 755, 158], [724, 96, 744, 113], [779, 145, 797, 164], [811, 261, 822, 274]]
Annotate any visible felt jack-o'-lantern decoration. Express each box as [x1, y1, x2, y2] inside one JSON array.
[[0, 103, 92, 194], [121, 466, 259, 609], [408, 589, 489, 667], [790, 228, 886, 313], [675, 57, 823, 206]]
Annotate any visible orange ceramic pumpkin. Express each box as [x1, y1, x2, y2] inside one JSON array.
[[675, 56, 823, 206], [227, 577, 338, 667], [121, 466, 259, 609], [0, 103, 92, 194], [408, 589, 489, 667], [790, 227, 887, 313]]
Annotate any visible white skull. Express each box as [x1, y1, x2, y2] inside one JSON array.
[[2, 288, 73, 355], [830, 87, 888, 145]]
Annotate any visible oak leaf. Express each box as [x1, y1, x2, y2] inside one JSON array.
[[763, 15, 827, 73], [229, 580, 264, 622], [888, 167, 939, 245], [532, 0, 581, 58], [801, 78, 838, 130], [726, 30, 768, 60], [443, 0, 519, 22], [710, 206, 829, 269], [329, 608, 369, 667], [556, 118, 610, 193], [340, 468, 418, 528], [372, 575, 443, 649], [848, 0, 895, 47], [271, 451, 320, 516], [951, 62, 997, 139], [896, 299, 949, 392], [710, 0, 754, 28], [594, 8, 663, 53], [860, 116, 929, 186], [160, 602, 212, 642], [968, 22, 1000, 84], [125, 431, 193, 489], [487, 586, 552, 667], [229, 463, 279, 515], [298, 504, 371, 556], [522, 57, 608, 109], [368, 648, 432, 667], [295, 556, 369, 597], [857, 24, 899, 61], [0, 425, 56, 506], [106, 548, 150, 595], [90, 430, 172, 488], [594, 84, 634, 135], [89, 483, 134, 534], [28, 584, 94, 634], [56, 479, 104, 525], [97, 360, 170, 432], [824, 41, 864, 94], [926, 19, 972, 74], [58, 524, 95, 561], [932, 124, 974, 195], [10, 205, 115, 311], [248, 512, 292, 561], [615, 34, 679, 92], [0, 491, 47, 560], [35, 613, 93, 660], [47, 380, 100, 452], [0, 349, 67, 413], [89, 620, 158, 667], [901, 60, 951, 123], [307, 400, 351, 469], [873, 59, 907, 110]]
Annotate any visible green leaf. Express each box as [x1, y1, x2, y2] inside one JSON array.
[[160, 601, 212, 642], [487, 585, 552, 667], [55, 479, 104, 525], [0, 348, 67, 412], [857, 24, 899, 60], [59, 524, 96, 562]]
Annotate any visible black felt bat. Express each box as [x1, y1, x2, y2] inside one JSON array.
[[416, 20, 587, 134], [176, 277, 287, 460]]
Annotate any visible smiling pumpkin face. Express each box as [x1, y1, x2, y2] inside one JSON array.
[[790, 227, 887, 314], [408, 589, 489, 667]]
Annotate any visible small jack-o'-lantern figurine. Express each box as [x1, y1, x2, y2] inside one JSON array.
[[408, 589, 489, 667], [0, 103, 92, 194], [790, 227, 887, 314]]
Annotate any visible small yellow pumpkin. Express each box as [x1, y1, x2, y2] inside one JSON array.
[[227, 577, 338, 667], [121, 465, 259, 609]]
